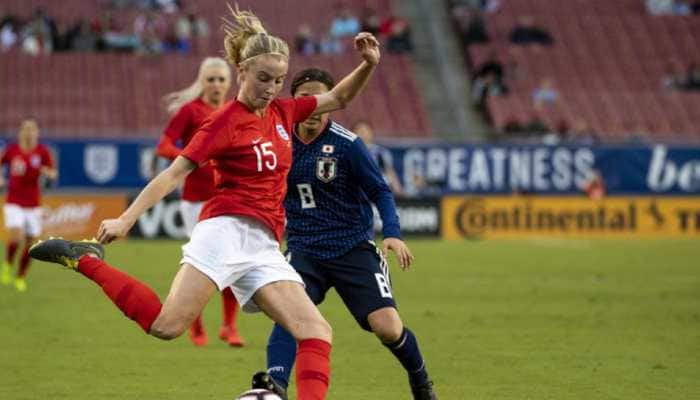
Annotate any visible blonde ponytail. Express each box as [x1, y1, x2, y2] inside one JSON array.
[[223, 3, 289, 66], [162, 57, 230, 115]]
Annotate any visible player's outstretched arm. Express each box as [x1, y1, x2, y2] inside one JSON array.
[[97, 156, 195, 243], [313, 32, 380, 115], [383, 237, 414, 271]]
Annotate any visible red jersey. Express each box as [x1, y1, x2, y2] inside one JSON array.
[[156, 98, 217, 202], [1, 143, 54, 207], [182, 96, 317, 242]]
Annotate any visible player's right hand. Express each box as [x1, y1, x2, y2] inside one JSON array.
[[97, 217, 132, 244]]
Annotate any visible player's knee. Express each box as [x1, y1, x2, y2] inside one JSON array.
[[295, 316, 333, 343], [368, 308, 403, 343], [372, 321, 403, 343]]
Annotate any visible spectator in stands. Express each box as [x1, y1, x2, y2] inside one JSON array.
[[174, 13, 193, 49], [509, 16, 553, 46], [693, 1, 700, 14], [72, 20, 98, 52], [330, 6, 360, 39], [162, 24, 188, 53], [385, 16, 413, 54], [568, 120, 599, 145], [646, 0, 695, 14], [532, 78, 558, 109], [647, 0, 676, 14], [452, 4, 489, 46], [360, 8, 381, 36], [354, 121, 404, 196], [20, 8, 54, 55], [662, 63, 685, 90], [319, 29, 343, 54], [682, 63, 700, 90], [101, 12, 140, 52], [188, 12, 209, 47], [295, 23, 317, 55], [471, 54, 508, 108], [0, 17, 18, 52], [154, 0, 180, 14]]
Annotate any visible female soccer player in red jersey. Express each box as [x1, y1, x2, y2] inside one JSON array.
[[1, 118, 57, 292], [156, 56, 244, 348], [30, 5, 380, 399]]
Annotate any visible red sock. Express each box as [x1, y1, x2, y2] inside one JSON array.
[[17, 244, 31, 278], [296, 339, 331, 400], [191, 314, 205, 335], [222, 287, 238, 328], [5, 241, 18, 264], [77, 255, 162, 333]]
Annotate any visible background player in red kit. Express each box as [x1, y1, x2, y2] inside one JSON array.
[[29, 5, 381, 399], [156, 56, 243, 348], [1, 118, 57, 292]]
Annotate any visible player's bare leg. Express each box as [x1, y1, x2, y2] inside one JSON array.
[[28, 238, 213, 339], [367, 306, 404, 342], [150, 263, 217, 340], [2, 227, 23, 285], [254, 281, 332, 400]]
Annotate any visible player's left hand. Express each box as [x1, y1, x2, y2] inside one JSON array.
[[97, 217, 133, 244], [382, 237, 414, 271], [40, 166, 58, 180], [354, 32, 380, 66]]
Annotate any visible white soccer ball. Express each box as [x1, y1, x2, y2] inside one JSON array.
[[236, 389, 282, 400]]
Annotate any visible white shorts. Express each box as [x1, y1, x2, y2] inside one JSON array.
[[3, 204, 42, 237], [179, 200, 204, 238], [181, 215, 303, 313]]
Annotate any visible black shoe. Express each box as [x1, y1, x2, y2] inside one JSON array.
[[412, 380, 438, 400], [29, 238, 104, 270], [251, 372, 288, 400]]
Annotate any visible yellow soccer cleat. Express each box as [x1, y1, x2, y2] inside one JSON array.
[[1, 262, 12, 285], [29, 238, 104, 270], [13, 277, 27, 292]]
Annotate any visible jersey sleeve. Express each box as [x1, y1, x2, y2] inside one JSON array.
[[156, 106, 191, 159], [277, 96, 318, 124], [180, 113, 231, 165], [348, 138, 401, 239], [40, 145, 54, 167]]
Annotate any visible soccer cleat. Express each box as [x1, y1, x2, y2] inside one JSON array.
[[220, 325, 245, 347], [251, 371, 288, 400], [412, 381, 438, 400], [13, 277, 27, 292], [1, 262, 12, 285], [189, 330, 208, 347], [28, 238, 104, 270]]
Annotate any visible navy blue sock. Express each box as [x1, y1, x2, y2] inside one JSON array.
[[383, 327, 430, 387], [266, 323, 296, 389]]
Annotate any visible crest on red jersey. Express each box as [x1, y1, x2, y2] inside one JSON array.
[[316, 156, 337, 183], [30, 154, 41, 168], [276, 124, 290, 141]]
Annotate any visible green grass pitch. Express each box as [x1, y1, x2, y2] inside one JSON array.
[[1, 238, 698, 399]]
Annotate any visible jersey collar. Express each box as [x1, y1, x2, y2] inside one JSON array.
[[293, 120, 332, 146]]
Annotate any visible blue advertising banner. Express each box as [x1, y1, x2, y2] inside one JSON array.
[[2, 139, 698, 195], [382, 144, 700, 195]]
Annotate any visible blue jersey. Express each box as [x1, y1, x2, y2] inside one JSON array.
[[285, 120, 401, 259]]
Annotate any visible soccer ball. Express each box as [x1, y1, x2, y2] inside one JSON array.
[[235, 389, 282, 400]]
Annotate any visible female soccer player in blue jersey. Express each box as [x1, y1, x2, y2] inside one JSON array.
[[256, 68, 437, 400]]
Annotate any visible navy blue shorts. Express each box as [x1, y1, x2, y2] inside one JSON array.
[[286, 241, 397, 331]]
